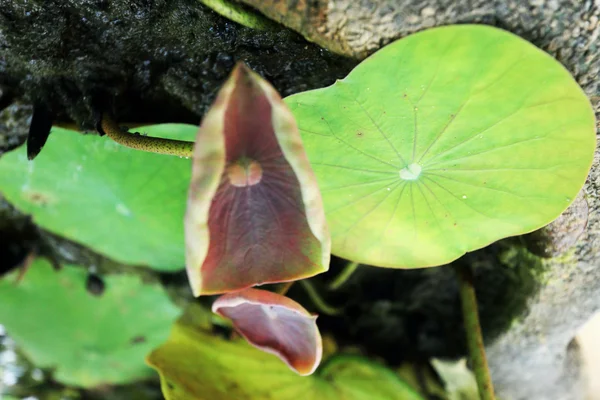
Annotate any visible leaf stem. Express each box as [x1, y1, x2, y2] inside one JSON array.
[[454, 264, 496, 400], [277, 281, 294, 296], [299, 280, 343, 316], [198, 0, 274, 30], [328, 261, 360, 290], [98, 113, 195, 158]]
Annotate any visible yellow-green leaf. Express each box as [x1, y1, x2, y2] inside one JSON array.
[[147, 305, 424, 400]]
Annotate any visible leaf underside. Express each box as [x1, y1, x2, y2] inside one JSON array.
[[213, 288, 322, 375], [186, 64, 329, 295]]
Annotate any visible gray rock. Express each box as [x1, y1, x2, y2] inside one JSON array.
[[487, 151, 600, 400], [524, 191, 589, 258]]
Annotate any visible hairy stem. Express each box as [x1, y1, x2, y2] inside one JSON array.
[[328, 261, 360, 290], [299, 280, 343, 316], [454, 264, 496, 400], [98, 113, 195, 158]]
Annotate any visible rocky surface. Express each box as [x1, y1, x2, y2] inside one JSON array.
[[0, 0, 355, 128], [523, 190, 590, 258], [486, 149, 600, 400], [1, 1, 599, 399]]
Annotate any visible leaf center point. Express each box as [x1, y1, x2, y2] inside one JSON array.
[[399, 163, 422, 181]]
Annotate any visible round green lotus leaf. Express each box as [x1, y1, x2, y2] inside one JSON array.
[[0, 259, 180, 387], [0, 124, 198, 270], [285, 24, 596, 268]]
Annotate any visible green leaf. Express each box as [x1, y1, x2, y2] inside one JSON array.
[[0, 124, 198, 270], [147, 305, 424, 400], [198, 0, 274, 30], [285, 24, 596, 268], [0, 259, 180, 387]]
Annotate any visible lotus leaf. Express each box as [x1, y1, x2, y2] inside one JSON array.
[[285, 25, 596, 268], [0, 124, 197, 270], [0, 259, 180, 387]]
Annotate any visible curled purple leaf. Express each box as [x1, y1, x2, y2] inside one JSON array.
[[185, 63, 330, 296], [213, 288, 323, 376]]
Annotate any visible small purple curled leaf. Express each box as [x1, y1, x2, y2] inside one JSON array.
[[185, 63, 330, 296], [213, 288, 323, 376]]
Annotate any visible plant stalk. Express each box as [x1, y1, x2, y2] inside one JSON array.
[[454, 264, 496, 400], [276, 281, 294, 296], [299, 280, 343, 316], [328, 261, 360, 290], [198, 0, 273, 30], [98, 113, 195, 158]]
